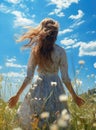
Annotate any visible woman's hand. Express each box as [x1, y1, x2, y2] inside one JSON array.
[[8, 94, 19, 108], [74, 96, 85, 107]]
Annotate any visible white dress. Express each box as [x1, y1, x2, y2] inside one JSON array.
[[17, 44, 71, 129]]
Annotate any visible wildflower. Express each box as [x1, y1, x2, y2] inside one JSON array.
[[61, 109, 70, 121], [38, 77, 43, 81], [93, 122, 96, 127], [51, 82, 57, 87], [50, 124, 58, 130], [39, 98, 41, 100], [34, 97, 38, 100], [33, 84, 38, 87], [76, 78, 82, 86], [77, 121, 81, 125], [57, 118, 68, 127], [27, 92, 31, 98], [40, 111, 50, 119], [78, 60, 85, 65], [59, 94, 68, 102], [57, 109, 70, 128]]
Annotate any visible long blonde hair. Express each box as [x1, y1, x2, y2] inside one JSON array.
[[17, 18, 59, 69]]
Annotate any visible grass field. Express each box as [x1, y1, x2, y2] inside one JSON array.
[[0, 74, 96, 130], [0, 93, 96, 130]]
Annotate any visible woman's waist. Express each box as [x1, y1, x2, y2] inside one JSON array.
[[38, 70, 58, 76]]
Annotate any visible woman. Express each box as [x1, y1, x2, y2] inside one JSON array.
[[8, 18, 85, 129]]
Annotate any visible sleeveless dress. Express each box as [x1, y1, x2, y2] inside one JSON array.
[[17, 44, 71, 130]]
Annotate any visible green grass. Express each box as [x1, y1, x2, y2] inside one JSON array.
[[0, 94, 96, 130], [0, 73, 96, 130]]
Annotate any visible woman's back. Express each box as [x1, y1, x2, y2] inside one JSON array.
[[37, 44, 66, 75]]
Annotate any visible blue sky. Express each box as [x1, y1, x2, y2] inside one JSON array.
[[0, 0, 96, 99]]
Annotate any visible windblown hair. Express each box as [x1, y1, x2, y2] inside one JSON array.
[[17, 18, 59, 70]]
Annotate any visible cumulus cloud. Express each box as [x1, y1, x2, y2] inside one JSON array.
[[5, 62, 26, 68], [6, 57, 16, 62], [49, 0, 79, 9], [6, 0, 21, 4], [11, 11, 35, 27], [3, 72, 24, 77], [59, 28, 73, 35], [5, 57, 26, 68], [60, 38, 77, 46], [79, 41, 96, 56], [0, 3, 11, 13], [70, 20, 85, 28], [69, 10, 84, 20], [48, 0, 79, 17], [49, 8, 65, 17], [0, 3, 35, 28]]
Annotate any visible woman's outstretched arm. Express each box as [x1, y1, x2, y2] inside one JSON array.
[[8, 49, 36, 108], [64, 81, 85, 106], [60, 49, 85, 107]]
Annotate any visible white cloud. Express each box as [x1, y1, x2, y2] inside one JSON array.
[[48, 0, 79, 17], [49, 0, 79, 9], [79, 41, 96, 56], [49, 8, 65, 17], [5, 57, 26, 68], [87, 31, 96, 34], [6, 0, 21, 4], [72, 41, 83, 48], [60, 38, 77, 46], [11, 11, 35, 27], [59, 28, 73, 35], [3, 72, 24, 77], [6, 57, 16, 62], [69, 10, 84, 20], [93, 63, 96, 69], [0, 3, 11, 13], [70, 20, 85, 28], [5, 62, 26, 68]]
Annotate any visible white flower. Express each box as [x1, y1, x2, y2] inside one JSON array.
[[38, 77, 43, 81], [57, 118, 68, 127], [76, 79, 82, 86], [59, 94, 68, 102], [78, 60, 85, 65], [27, 92, 31, 97], [77, 121, 81, 125], [40, 111, 49, 119], [33, 84, 37, 87], [34, 97, 38, 100], [13, 127, 22, 130], [93, 123, 96, 127], [50, 124, 58, 130], [51, 82, 57, 87], [57, 109, 70, 128], [39, 98, 41, 100], [61, 109, 68, 116]]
